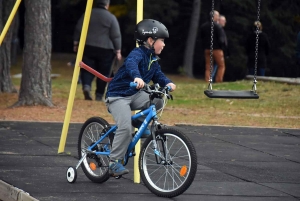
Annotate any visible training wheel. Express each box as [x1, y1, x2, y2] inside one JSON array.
[[66, 166, 77, 183]]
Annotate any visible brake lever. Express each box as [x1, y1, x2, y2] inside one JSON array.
[[169, 94, 173, 100]]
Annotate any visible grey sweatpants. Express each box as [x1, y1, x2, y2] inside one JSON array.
[[105, 91, 162, 161]]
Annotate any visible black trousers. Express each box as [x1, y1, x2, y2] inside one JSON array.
[[81, 45, 115, 96]]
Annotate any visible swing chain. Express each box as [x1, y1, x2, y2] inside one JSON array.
[[253, 0, 261, 93], [207, 0, 260, 96], [208, 0, 215, 86]]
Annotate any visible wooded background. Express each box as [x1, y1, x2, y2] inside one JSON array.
[[0, 0, 299, 106], [14, 0, 300, 80]]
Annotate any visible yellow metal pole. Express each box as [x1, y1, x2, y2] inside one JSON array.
[[134, 0, 143, 184], [58, 0, 94, 154], [0, 0, 22, 45]]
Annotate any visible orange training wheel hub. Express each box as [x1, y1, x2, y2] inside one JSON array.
[[89, 162, 97, 171]]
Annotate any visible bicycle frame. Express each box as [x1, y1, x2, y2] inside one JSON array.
[[129, 105, 158, 151], [85, 104, 158, 164]]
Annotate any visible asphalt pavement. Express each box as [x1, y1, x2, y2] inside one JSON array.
[[0, 121, 299, 201]]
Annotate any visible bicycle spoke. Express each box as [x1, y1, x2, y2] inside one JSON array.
[[166, 167, 180, 188], [78, 117, 111, 183]]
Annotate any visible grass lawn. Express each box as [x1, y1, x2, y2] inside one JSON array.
[[0, 53, 299, 129]]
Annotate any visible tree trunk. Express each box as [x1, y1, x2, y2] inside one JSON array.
[[0, 0, 17, 93], [13, 0, 53, 107], [183, 0, 201, 78]]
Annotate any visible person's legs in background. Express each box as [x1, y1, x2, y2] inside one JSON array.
[[95, 49, 115, 101], [214, 49, 225, 82], [248, 68, 254, 75], [204, 49, 211, 82], [80, 57, 95, 100], [258, 68, 265, 76], [212, 63, 218, 82]]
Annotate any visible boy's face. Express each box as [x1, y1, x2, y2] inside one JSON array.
[[149, 38, 165, 55]]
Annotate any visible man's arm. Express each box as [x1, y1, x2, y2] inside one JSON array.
[[109, 15, 122, 60]]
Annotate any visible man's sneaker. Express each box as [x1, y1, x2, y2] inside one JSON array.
[[109, 160, 129, 177], [95, 93, 103, 102], [83, 85, 92, 100]]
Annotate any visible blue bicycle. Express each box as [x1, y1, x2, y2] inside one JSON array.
[[66, 83, 197, 198]]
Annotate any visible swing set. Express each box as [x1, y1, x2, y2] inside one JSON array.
[[204, 0, 261, 99]]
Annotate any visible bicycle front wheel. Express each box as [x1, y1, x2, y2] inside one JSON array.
[[78, 117, 113, 183], [139, 128, 197, 198]]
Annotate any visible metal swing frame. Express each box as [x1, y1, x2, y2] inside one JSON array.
[[204, 0, 261, 99]]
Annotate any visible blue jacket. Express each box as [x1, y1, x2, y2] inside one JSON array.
[[106, 46, 172, 97]]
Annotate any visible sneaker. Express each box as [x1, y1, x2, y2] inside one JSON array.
[[109, 160, 129, 177], [83, 85, 92, 100], [95, 93, 103, 102]]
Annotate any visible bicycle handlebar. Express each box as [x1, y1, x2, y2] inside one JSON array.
[[129, 82, 138, 88], [130, 82, 171, 92], [129, 82, 173, 101]]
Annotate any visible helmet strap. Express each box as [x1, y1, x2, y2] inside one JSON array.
[[151, 38, 157, 51], [145, 37, 157, 52]]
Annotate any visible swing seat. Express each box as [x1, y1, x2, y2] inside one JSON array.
[[204, 90, 259, 99]]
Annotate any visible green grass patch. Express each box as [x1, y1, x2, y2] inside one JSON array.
[[6, 54, 300, 128]]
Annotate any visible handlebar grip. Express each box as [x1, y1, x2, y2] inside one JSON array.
[[130, 82, 137, 88]]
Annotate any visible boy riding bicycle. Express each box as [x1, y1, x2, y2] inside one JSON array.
[[105, 19, 176, 177]]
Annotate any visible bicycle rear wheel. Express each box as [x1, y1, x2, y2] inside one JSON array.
[[139, 128, 197, 197], [78, 117, 113, 183]]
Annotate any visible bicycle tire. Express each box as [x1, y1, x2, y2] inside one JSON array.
[[139, 127, 197, 197], [78, 116, 113, 183]]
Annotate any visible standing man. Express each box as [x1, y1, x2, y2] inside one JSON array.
[[296, 31, 300, 70], [211, 15, 229, 81], [200, 10, 226, 83], [246, 21, 270, 76], [219, 15, 229, 58], [74, 0, 122, 101], [295, 31, 300, 77]]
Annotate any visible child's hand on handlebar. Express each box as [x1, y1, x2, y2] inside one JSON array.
[[166, 83, 176, 91], [133, 78, 145, 89]]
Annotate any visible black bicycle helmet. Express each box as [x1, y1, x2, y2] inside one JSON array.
[[134, 19, 169, 45]]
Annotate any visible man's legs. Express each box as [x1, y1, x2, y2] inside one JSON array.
[[213, 49, 225, 83], [212, 63, 218, 82], [204, 49, 211, 82], [95, 49, 115, 101], [81, 57, 95, 100]]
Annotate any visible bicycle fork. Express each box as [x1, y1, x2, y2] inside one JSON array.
[[152, 136, 170, 165]]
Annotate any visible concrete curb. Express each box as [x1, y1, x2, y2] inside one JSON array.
[[0, 180, 38, 201], [246, 75, 300, 84], [175, 123, 300, 130]]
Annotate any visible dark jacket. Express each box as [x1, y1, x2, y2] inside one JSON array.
[[106, 46, 172, 97], [246, 31, 270, 69], [221, 28, 230, 57], [74, 7, 121, 50], [296, 31, 300, 62], [200, 21, 225, 50]]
